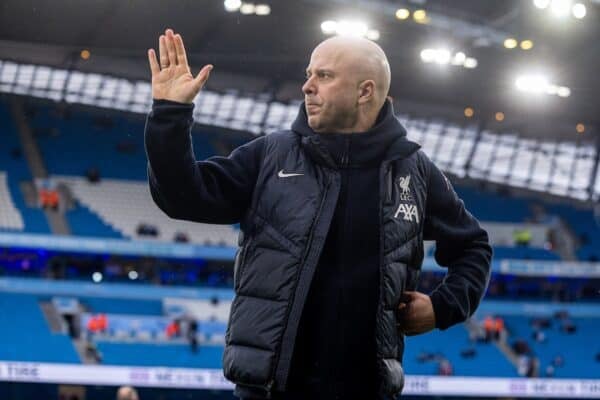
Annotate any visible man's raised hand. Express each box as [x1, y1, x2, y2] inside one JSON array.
[[147, 28, 212, 104]]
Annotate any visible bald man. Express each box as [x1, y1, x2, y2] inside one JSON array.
[[116, 386, 139, 400], [145, 29, 491, 400]]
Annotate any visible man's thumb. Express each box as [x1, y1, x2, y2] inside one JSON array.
[[194, 64, 213, 89]]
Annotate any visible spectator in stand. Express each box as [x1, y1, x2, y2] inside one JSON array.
[[513, 228, 532, 247], [483, 315, 494, 342], [39, 188, 60, 210], [438, 359, 453, 376], [116, 386, 139, 400], [533, 329, 546, 343], [98, 313, 108, 333], [87, 315, 100, 337], [187, 319, 199, 353], [493, 316, 504, 341], [166, 319, 181, 338]]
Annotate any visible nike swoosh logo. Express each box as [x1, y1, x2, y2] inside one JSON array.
[[278, 169, 304, 178]]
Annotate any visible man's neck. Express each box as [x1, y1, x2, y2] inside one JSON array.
[[326, 112, 379, 134]]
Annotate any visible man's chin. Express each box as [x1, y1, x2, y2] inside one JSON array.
[[307, 116, 321, 131]]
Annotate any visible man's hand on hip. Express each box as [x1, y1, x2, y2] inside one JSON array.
[[397, 291, 436, 336]]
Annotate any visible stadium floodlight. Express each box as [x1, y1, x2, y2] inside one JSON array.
[[255, 4, 271, 16], [433, 49, 451, 64], [321, 20, 337, 34], [463, 57, 478, 68], [515, 74, 550, 93], [515, 74, 571, 98], [395, 8, 410, 20], [421, 48, 476, 69], [557, 86, 571, 97], [451, 52, 466, 65], [320, 19, 374, 40], [366, 29, 380, 41], [503, 38, 518, 49], [92, 272, 103, 283], [240, 2, 255, 14], [413, 9, 428, 24], [533, 0, 551, 8], [550, 0, 572, 17], [420, 48, 436, 63], [572, 3, 586, 18], [337, 20, 368, 37], [224, 0, 242, 12], [520, 40, 534, 50]]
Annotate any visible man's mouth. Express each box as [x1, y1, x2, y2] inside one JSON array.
[[306, 103, 320, 113]]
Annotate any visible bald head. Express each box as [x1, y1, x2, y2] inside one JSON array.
[[116, 386, 139, 400], [302, 35, 392, 133], [313, 36, 391, 109]]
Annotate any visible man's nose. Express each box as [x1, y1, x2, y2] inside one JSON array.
[[302, 78, 315, 95]]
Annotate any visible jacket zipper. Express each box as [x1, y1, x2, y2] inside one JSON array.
[[270, 174, 334, 392], [341, 137, 350, 167]]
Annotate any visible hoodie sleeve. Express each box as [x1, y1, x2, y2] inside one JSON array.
[[144, 99, 265, 224], [422, 155, 492, 330]]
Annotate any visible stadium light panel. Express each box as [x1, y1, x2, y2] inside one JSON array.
[[451, 52, 466, 65], [550, 0, 572, 17], [433, 49, 451, 64], [395, 8, 410, 20], [557, 86, 571, 97], [413, 9, 428, 23], [520, 40, 534, 50], [321, 20, 337, 34], [320, 19, 373, 39], [503, 38, 518, 49], [240, 3, 255, 14], [224, 0, 242, 12], [572, 3, 586, 18], [463, 58, 478, 68], [366, 29, 380, 41], [255, 4, 271, 16]]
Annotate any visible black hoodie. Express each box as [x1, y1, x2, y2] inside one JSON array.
[[286, 100, 404, 399], [145, 99, 492, 400]]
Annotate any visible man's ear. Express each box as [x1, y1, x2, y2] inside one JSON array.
[[357, 80, 375, 104]]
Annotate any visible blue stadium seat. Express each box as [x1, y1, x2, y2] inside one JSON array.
[[0, 292, 79, 363], [0, 98, 50, 234], [404, 323, 517, 377], [95, 342, 223, 368], [502, 315, 598, 378]]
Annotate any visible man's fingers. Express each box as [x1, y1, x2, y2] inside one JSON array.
[[148, 49, 160, 76], [194, 65, 213, 90], [159, 35, 168, 68], [174, 34, 189, 68], [165, 29, 178, 66]]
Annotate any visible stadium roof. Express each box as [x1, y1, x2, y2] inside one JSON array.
[[0, 0, 598, 140]]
